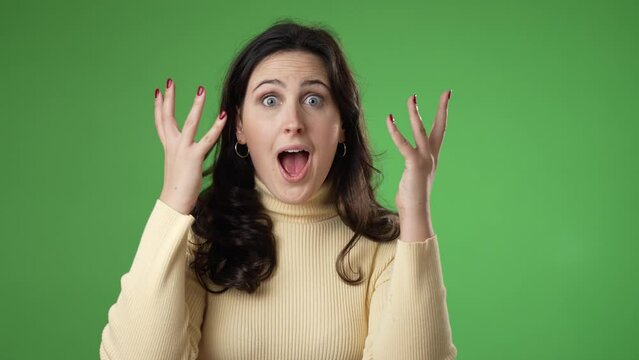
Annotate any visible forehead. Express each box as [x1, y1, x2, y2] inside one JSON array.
[[248, 51, 329, 84]]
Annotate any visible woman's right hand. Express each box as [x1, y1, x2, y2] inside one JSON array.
[[155, 78, 227, 215]]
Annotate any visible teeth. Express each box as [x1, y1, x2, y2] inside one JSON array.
[[284, 149, 305, 153]]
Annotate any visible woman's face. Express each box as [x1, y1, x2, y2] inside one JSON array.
[[236, 50, 345, 204]]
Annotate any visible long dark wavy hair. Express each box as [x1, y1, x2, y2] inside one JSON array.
[[189, 20, 401, 294]]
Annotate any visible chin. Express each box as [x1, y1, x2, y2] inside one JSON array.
[[277, 186, 312, 204]]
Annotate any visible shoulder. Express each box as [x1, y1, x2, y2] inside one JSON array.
[[354, 235, 398, 286], [185, 225, 208, 260]]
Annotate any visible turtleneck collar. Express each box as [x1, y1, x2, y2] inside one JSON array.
[[254, 176, 339, 223]]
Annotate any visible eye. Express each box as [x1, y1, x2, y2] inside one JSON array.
[[261, 95, 279, 107], [305, 95, 323, 107]]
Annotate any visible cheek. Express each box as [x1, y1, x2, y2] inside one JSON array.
[[313, 124, 342, 159], [243, 119, 273, 142], [242, 123, 277, 169], [320, 122, 342, 139]]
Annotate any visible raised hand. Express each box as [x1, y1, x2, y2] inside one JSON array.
[[385, 90, 451, 241], [155, 78, 227, 215]]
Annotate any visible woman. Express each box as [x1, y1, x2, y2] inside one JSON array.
[[100, 20, 457, 359]]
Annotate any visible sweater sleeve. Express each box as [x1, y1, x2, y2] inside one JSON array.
[[362, 235, 458, 360], [99, 199, 207, 360]]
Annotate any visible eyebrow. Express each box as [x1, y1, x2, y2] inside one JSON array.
[[252, 79, 330, 93]]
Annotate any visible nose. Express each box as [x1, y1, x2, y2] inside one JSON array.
[[282, 104, 305, 135]]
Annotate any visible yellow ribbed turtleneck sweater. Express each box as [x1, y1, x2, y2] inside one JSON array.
[[99, 177, 457, 359]]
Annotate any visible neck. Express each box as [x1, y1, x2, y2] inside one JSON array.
[[254, 176, 338, 223]]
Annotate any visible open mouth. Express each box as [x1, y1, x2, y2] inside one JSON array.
[[277, 150, 310, 182]]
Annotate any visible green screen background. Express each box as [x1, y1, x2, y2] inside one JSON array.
[[1, 0, 637, 358]]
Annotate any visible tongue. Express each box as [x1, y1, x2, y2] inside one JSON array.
[[280, 152, 308, 176]]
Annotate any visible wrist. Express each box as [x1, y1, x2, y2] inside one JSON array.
[[159, 193, 192, 215], [396, 200, 431, 218], [398, 208, 435, 243]]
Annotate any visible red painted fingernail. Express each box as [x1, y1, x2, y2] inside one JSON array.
[[166, 78, 173, 89], [154, 88, 160, 98], [413, 94, 417, 104], [448, 90, 452, 100], [219, 110, 227, 119], [197, 86, 204, 96], [389, 113, 395, 124]]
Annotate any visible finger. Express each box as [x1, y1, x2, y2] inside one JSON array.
[[162, 78, 179, 139], [429, 90, 451, 167], [179, 85, 206, 147], [195, 110, 228, 156], [154, 88, 166, 146], [407, 94, 431, 157], [385, 113, 415, 159]]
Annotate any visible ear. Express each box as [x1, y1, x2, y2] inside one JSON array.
[[235, 107, 246, 144], [339, 125, 346, 143]]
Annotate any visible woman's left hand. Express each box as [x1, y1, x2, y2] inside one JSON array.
[[386, 90, 451, 219]]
